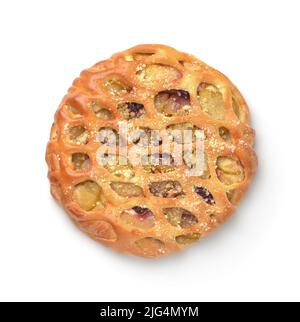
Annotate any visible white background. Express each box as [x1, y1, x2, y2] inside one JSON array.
[[0, 0, 299, 302]]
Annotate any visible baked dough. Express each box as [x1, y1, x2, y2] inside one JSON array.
[[46, 45, 257, 258]]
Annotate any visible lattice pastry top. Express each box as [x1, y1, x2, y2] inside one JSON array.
[[46, 44, 257, 258]]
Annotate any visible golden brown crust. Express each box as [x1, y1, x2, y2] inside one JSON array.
[[46, 44, 257, 258]]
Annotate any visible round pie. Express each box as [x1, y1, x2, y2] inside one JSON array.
[[46, 44, 257, 258]]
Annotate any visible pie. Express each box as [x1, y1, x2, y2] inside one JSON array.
[[46, 45, 257, 258]]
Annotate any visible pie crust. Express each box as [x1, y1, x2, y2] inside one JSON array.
[[46, 45, 257, 258]]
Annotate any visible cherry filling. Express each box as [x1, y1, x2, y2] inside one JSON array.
[[150, 153, 174, 166], [117, 102, 145, 120], [128, 127, 162, 146], [98, 128, 119, 146], [154, 89, 191, 116], [132, 206, 154, 220], [149, 180, 184, 198], [121, 206, 155, 229], [194, 186, 215, 205], [181, 211, 199, 228]]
